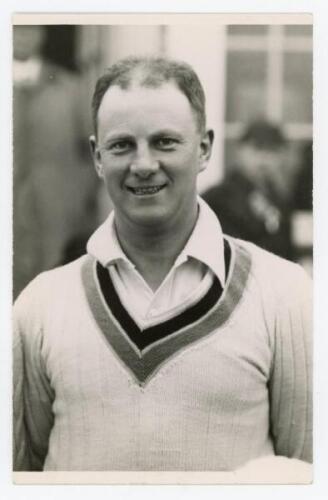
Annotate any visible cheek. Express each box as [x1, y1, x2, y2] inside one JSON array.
[[170, 149, 200, 175], [101, 168, 122, 194], [101, 157, 127, 179], [182, 155, 202, 180]]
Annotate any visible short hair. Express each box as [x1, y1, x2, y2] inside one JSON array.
[[91, 56, 206, 135], [240, 120, 287, 150]]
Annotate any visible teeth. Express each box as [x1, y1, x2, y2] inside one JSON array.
[[131, 186, 163, 195]]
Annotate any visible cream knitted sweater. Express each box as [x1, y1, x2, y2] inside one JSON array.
[[13, 238, 312, 471]]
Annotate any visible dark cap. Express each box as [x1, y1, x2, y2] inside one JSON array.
[[240, 120, 287, 150]]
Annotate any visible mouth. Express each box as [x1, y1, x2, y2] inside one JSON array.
[[126, 184, 166, 196]]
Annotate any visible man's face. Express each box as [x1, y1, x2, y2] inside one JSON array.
[[91, 82, 212, 231], [238, 143, 286, 189]]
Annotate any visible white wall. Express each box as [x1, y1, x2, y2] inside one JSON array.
[[165, 26, 226, 193], [101, 26, 163, 64]]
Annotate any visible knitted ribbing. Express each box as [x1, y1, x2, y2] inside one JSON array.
[[13, 239, 312, 471]]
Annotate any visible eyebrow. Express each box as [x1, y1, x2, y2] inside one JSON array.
[[103, 130, 185, 144], [102, 133, 135, 145], [151, 130, 184, 139]]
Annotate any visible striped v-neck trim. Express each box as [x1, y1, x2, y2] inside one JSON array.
[[96, 264, 223, 351], [81, 239, 252, 386]]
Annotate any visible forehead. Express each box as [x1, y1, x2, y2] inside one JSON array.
[[97, 82, 198, 136]]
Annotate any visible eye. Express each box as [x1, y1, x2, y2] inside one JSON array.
[[155, 137, 178, 150], [106, 140, 134, 155]]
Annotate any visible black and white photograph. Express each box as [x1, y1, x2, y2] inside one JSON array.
[[10, 12, 314, 485]]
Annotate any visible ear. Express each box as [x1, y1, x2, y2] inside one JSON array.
[[89, 135, 103, 178], [198, 129, 214, 172]]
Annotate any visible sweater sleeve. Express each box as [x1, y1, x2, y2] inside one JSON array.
[[13, 278, 55, 471], [268, 264, 312, 463]]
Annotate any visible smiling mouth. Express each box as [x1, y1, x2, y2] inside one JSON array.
[[127, 185, 166, 196]]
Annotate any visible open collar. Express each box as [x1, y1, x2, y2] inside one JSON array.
[[87, 196, 226, 287]]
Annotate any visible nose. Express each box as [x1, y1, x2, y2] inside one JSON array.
[[130, 144, 159, 178]]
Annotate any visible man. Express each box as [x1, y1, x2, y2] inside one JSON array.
[[204, 120, 294, 260], [13, 57, 312, 472]]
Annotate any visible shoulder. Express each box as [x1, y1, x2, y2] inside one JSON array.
[[14, 255, 90, 326], [231, 237, 312, 304], [227, 237, 312, 358]]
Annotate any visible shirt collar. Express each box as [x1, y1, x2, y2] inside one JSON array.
[[87, 211, 134, 269], [86, 196, 226, 286], [173, 197, 225, 285]]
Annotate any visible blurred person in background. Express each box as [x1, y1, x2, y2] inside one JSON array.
[[293, 140, 312, 212], [291, 140, 313, 275], [204, 120, 294, 260], [13, 25, 98, 299]]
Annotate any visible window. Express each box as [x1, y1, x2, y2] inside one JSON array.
[[224, 25, 312, 167]]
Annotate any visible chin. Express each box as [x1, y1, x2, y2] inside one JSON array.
[[132, 215, 169, 228], [127, 209, 172, 229]]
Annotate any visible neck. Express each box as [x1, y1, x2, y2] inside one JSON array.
[[114, 202, 198, 291]]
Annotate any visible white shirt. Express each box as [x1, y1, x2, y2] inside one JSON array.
[[87, 197, 226, 329]]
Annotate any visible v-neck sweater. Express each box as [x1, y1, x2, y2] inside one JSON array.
[[13, 238, 312, 471], [86, 197, 226, 326]]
